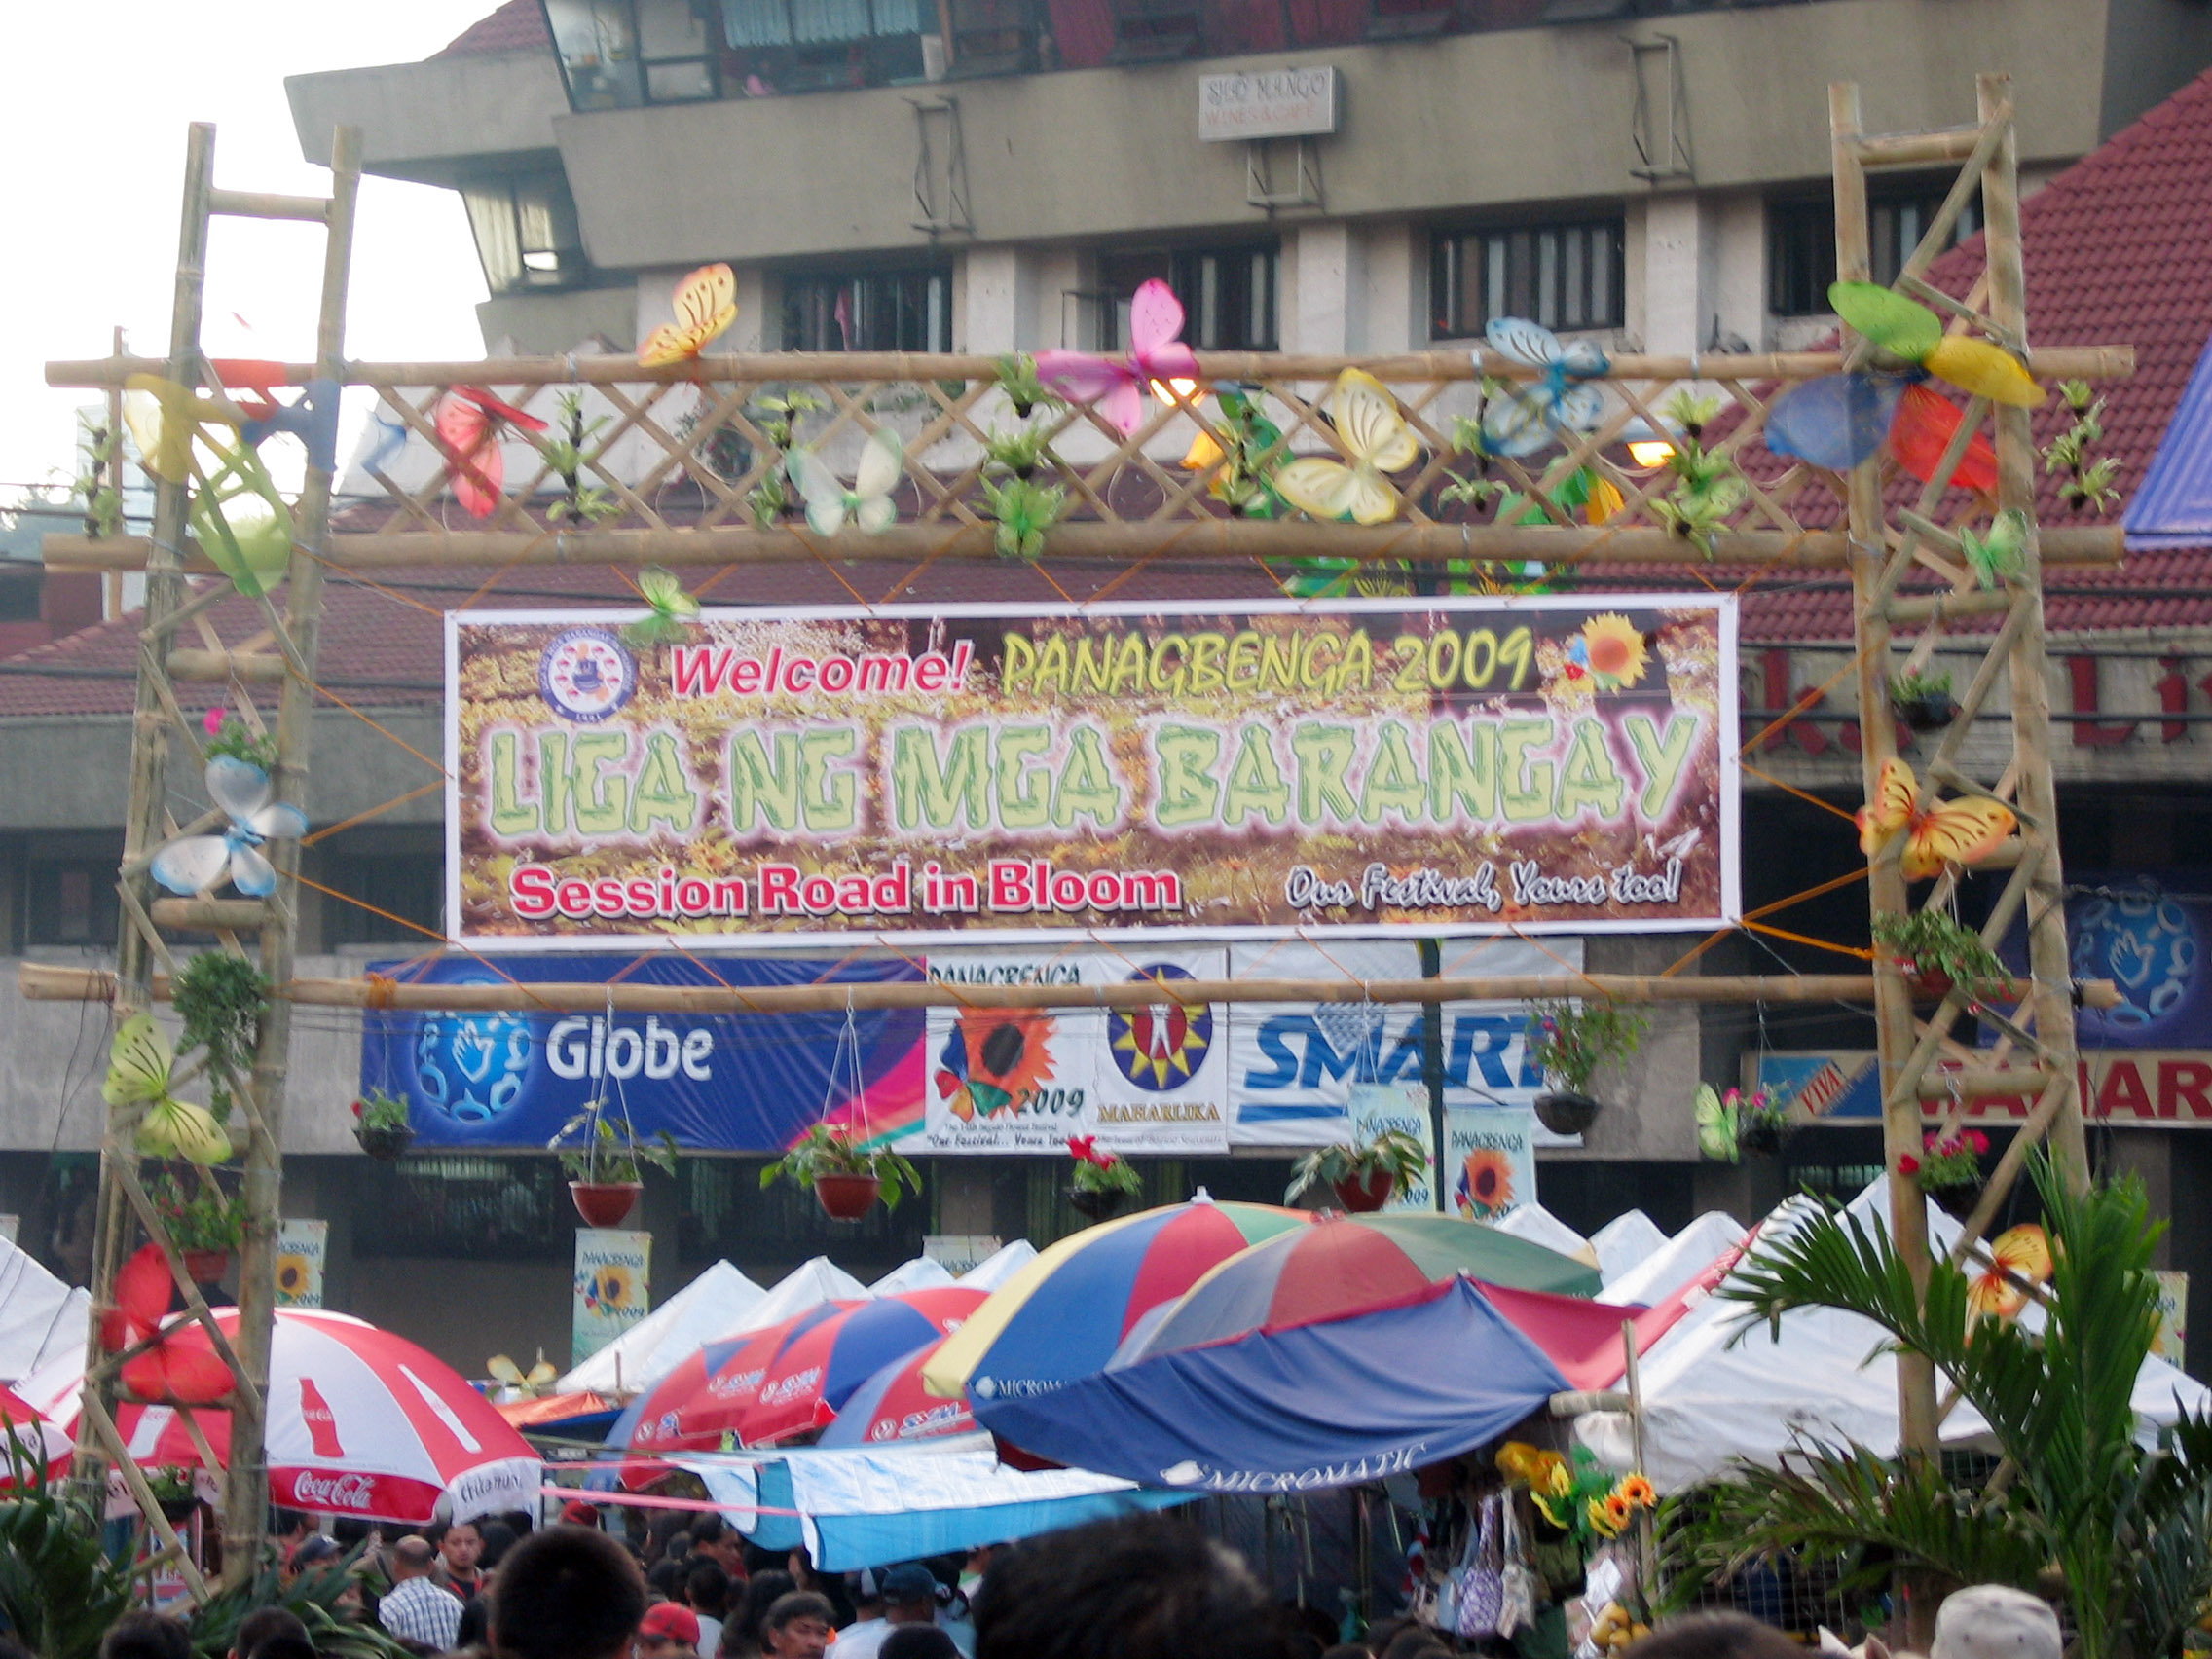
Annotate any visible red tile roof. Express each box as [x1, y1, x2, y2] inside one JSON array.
[[431, 0, 550, 59]]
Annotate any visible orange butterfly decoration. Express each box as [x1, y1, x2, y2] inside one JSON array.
[[1965, 1223, 2052, 1323], [640, 263, 738, 368], [1855, 757, 2016, 881]]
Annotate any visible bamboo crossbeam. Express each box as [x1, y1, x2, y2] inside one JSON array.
[[149, 899, 267, 931], [42, 522, 2129, 574], [1912, 1066, 2054, 1100], [1884, 590, 2020, 623], [1851, 128, 1984, 168], [166, 649, 286, 683], [43, 345, 2137, 390], [18, 959, 2112, 1014], [207, 188, 330, 224]]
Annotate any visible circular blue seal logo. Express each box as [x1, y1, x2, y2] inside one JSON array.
[[1108, 963, 1214, 1090], [2072, 883, 2199, 1041], [410, 978, 538, 1126], [539, 628, 636, 723]]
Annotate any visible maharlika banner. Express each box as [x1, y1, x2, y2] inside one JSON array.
[[446, 595, 1739, 948]]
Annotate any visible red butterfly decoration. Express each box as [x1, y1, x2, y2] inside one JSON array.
[[101, 1243, 234, 1406], [435, 387, 549, 520]]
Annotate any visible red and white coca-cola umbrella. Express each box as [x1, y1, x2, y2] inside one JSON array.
[[20, 1308, 538, 1523], [0, 1383, 70, 1483]]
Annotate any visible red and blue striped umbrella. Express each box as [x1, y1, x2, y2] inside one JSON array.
[[738, 1288, 985, 1447], [817, 1336, 975, 1448], [610, 1302, 855, 1473]]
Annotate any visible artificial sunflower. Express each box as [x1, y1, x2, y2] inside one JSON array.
[[1585, 475, 1625, 525], [1603, 1492, 1634, 1530], [1616, 1473, 1657, 1509], [1579, 613, 1650, 690], [1967, 1222, 2052, 1323], [956, 1009, 1059, 1112], [1585, 1495, 1624, 1539], [1457, 1148, 1517, 1221]]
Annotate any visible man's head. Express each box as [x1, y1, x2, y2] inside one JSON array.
[[285, 1536, 344, 1583], [100, 1614, 194, 1659], [690, 1516, 746, 1577], [391, 1537, 439, 1582], [976, 1514, 1288, 1659], [687, 1562, 731, 1619], [491, 1523, 650, 1659], [881, 1633, 959, 1659], [637, 1603, 702, 1659], [253, 1637, 318, 1659], [761, 1592, 835, 1659], [230, 1605, 310, 1659], [1930, 1588, 2063, 1659], [880, 1565, 939, 1627], [1618, 1615, 1806, 1659], [436, 1519, 486, 1576]]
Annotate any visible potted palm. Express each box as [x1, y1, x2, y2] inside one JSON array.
[[762, 1123, 922, 1221], [1871, 909, 2011, 1005], [1065, 1136, 1143, 1221], [148, 1169, 242, 1284], [350, 1088, 414, 1161], [1526, 1000, 1649, 1136], [550, 1103, 678, 1227], [1284, 1127, 1428, 1212]]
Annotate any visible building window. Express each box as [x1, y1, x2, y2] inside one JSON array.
[[1768, 188, 1982, 316], [320, 855, 442, 947], [1429, 219, 1623, 341], [782, 268, 953, 351], [545, 0, 719, 109], [27, 861, 118, 947], [459, 169, 589, 295], [350, 1157, 571, 1262], [680, 1158, 930, 1260], [1093, 245, 1279, 351]]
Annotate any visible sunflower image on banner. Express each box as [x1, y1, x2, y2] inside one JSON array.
[[572, 1229, 651, 1366], [274, 1219, 327, 1308], [1447, 1107, 1538, 1223]]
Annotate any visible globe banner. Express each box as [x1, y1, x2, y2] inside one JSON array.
[[446, 594, 1739, 948]]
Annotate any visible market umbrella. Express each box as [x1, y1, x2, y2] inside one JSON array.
[[739, 1288, 984, 1447], [610, 1302, 857, 1469], [970, 1275, 1576, 1492], [0, 1383, 70, 1483], [21, 1309, 538, 1522], [1114, 1210, 1601, 1362], [922, 1198, 1309, 1403], [816, 1337, 974, 1448]]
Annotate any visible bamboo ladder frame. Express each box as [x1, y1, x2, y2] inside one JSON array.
[[72, 123, 361, 1592], [1831, 72, 2089, 1580]]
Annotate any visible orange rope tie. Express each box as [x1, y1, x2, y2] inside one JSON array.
[[1738, 639, 1871, 757], [1740, 760, 1861, 824], [289, 873, 558, 1010], [1741, 920, 1876, 962], [302, 781, 443, 847]]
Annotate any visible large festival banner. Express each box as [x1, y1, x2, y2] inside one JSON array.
[[447, 596, 1738, 948]]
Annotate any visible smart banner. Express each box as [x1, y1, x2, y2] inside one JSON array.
[[447, 596, 1738, 948], [921, 948, 1230, 1154]]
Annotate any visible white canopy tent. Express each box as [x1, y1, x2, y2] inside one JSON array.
[[1591, 1210, 1671, 1289], [1599, 1211, 1750, 1308], [1495, 1203, 1600, 1268], [872, 1257, 959, 1295], [560, 1260, 767, 1395], [0, 1236, 89, 1385], [957, 1240, 1038, 1291], [1577, 1180, 2210, 1488]]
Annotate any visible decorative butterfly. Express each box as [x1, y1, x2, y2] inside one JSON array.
[[353, 408, 411, 483], [150, 755, 310, 900], [1035, 279, 1200, 435], [1965, 1222, 2051, 1323], [1479, 317, 1608, 458], [621, 568, 703, 650], [488, 1351, 559, 1396], [102, 1241, 235, 1406], [640, 263, 739, 368], [213, 359, 343, 474], [435, 387, 550, 520], [1275, 369, 1422, 526], [123, 374, 297, 595], [1855, 757, 2016, 881], [1765, 280, 2039, 476], [785, 428, 903, 536], [1959, 508, 2028, 590], [1694, 1084, 1739, 1163], [105, 1015, 232, 1166]]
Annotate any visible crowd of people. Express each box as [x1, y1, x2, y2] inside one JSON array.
[[6, 1508, 2064, 1659]]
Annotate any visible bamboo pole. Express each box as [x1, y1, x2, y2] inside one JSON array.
[[14, 958, 2117, 1015]]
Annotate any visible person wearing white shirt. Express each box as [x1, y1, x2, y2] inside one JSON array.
[[831, 1566, 940, 1659]]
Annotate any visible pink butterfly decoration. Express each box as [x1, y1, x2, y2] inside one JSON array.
[[435, 387, 550, 520], [1035, 279, 1199, 434]]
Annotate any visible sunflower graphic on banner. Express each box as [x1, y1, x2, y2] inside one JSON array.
[[1448, 1107, 1538, 1223]]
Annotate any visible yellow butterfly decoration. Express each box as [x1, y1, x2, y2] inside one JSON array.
[[104, 1014, 232, 1166], [1965, 1223, 2052, 1323], [1854, 757, 2016, 881], [488, 1350, 559, 1396], [1275, 369, 1423, 527], [122, 375, 296, 596], [640, 263, 738, 368]]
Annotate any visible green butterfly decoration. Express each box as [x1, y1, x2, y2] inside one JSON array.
[[105, 1014, 231, 1165], [981, 477, 1066, 561], [1959, 508, 2028, 590], [1829, 281, 2045, 408], [1694, 1083, 1739, 1164], [621, 567, 702, 649]]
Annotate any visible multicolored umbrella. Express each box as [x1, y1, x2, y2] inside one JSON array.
[[739, 1289, 984, 1447], [613, 1303, 856, 1466], [817, 1337, 975, 1448], [1115, 1211, 1602, 1362], [923, 1198, 1309, 1404], [21, 1309, 538, 1522]]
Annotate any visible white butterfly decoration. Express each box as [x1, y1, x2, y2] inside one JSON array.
[[786, 429, 903, 536], [1479, 316, 1609, 458], [151, 756, 309, 899]]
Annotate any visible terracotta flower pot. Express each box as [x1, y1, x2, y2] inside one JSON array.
[[1740, 1121, 1785, 1157], [355, 1122, 414, 1161], [182, 1249, 230, 1284], [570, 1181, 642, 1227], [1931, 1182, 1981, 1220], [1332, 1171, 1395, 1212], [1904, 967, 1956, 1004], [1068, 1186, 1128, 1222], [814, 1173, 882, 1221], [1534, 1090, 1603, 1136]]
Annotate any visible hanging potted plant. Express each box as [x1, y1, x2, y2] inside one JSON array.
[[1889, 667, 1957, 734], [350, 1087, 415, 1161], [1871, 909, 2011, 1005], [172, 950, 267, 1131], [762, 1123, 923, 1221], [1284, 1127, 1428, 1213], [1900, 1126, 1989, 1218], [551, 1102, 678, 1227], [148, 1168, 242, 1284], [1526, 999, 1649, 1136], [1736, 1088, 1791, 1157], [1065, 1136, 1143, 1222], [143, 1465, 200, 1526]]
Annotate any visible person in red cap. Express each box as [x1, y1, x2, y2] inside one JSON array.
[[562, 1500, 602, 1528], [638, 1603, 703, 1659]]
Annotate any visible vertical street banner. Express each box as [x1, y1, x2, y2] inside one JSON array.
[[276, 1219, 328, 1308], [448, 596, 1737, 947], [921, 947, 1231, 1154], [1443, 1107, 1538, 1222], [573, 1229, 651, 1367], [1350, 1083, 1438, 1211]]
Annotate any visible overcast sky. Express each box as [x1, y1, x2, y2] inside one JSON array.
[[0, 1, 500, 493]]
